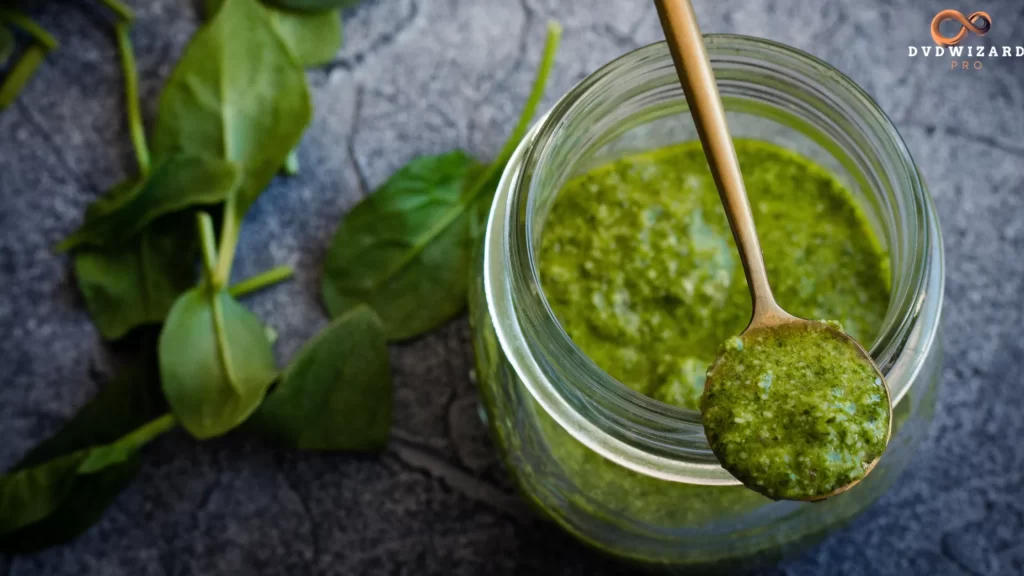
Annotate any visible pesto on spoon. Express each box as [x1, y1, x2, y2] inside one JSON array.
[[654, 0, 892, 501]]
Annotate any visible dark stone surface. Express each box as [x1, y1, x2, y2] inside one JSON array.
[[2, 0, 1023, 574]]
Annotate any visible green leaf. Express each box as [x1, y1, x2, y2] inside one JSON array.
[[75, 212, 198, 341], [263, 0, 360, 14], [0, 413, 175, 547], [267, 8, 342, 68], [152, 0, 312, 218], [319, 22, 562, 341], [204, 0, 342, 68], [0, 341, 167, 553], [249, 305, 392, 451], [159, 287, 277, 439], [321, 151, 486, 341], [19, 338, 167, 468], [57, 155, 240, 252], [0, 26, 14, 68]]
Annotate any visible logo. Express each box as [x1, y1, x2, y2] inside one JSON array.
[[930, 10, 990, 46], [908, 9, 1021, 70]]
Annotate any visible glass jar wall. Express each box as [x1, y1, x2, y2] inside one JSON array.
[[469, 36, 944, 572]]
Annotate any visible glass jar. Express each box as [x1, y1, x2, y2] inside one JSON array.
[[468, 35, 944, 572]]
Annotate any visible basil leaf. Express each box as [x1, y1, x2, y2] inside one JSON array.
[[0, 414, 175, 547], [263, 0, 359, 14], [75, 212, 198, 341], [250, 304, 392, 451], [0, 26, 13, 68], [159, 287, 277, 439], [57, 155, 240, 252], [203, 0, 342, 68], [151, 0, 312, 218], [319, 23, 561, 341]]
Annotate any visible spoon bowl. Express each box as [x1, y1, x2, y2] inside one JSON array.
[[702, 317, 892, 502]]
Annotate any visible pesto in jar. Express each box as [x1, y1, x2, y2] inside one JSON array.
[[539, 139, 890, 412], [701, 323, 891, 501]]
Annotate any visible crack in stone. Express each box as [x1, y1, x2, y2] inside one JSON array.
[[12, 99, 89, 192], [332, 534, 427, 572], [276, 456, 320, 576], [940, 125, 1024, 158], [626, 3, 651, 41], [391, 427, 448, 452], [322, 0, 420, 74], [596, 22, 640, 51], [902, 119, 1024, 159], [467, 0, 533, 154], [346, 85, 371, 197], [390, 439, 529, 522]]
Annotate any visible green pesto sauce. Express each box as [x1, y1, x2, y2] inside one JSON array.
[[539, 140, 890, 411], [701, 324, 891, 501]]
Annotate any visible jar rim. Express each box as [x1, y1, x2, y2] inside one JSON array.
[[485, 35, 944, 484]]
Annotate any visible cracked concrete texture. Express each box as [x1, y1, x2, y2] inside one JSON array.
[[1, 0, 1023, 574]]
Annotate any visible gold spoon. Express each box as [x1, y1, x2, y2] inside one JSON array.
[[653, 0, 892, 501]]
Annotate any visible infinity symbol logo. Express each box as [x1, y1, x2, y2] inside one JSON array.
[[931, 10, 991, 46]]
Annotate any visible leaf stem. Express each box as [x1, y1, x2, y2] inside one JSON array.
[[215, 194, 240, 288], [122, 413, 177, 446], [211, 292, 238, 389], [196, 212, 219, 288], [283, 149, 299, 176], [114, 22, 150, 176], [77, 414, 177, 474], [229, 265, 294, 298], [496, 21, 562, 167], [98, 0, 135, 22], [0, 11, 58, 50], [466, 21, 561, 197], [0, 44, 45, 109]]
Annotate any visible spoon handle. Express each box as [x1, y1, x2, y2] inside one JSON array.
[[654, 0, 787, 325]]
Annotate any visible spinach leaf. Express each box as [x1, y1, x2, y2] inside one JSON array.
[[159, 286, 277, 439], [0, 26, 13, 67], [0, 343, 168, 553], [19, 335, 167, 468], [0, 415, 174, 538], [320, 22, 561, 341], [57, 155, 240, 251], [249, 305, 392, 451], [264, 0, 360, 13], [204, 0, 342, 68], [321, 151, 485, 341], [151, 0, 311, 218], [267, 8, 342, 68], [159, 214, 277, 439], [75, 212, 198, 341]]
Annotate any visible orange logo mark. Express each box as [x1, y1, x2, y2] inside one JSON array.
[[931, 10, 991, 46]]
